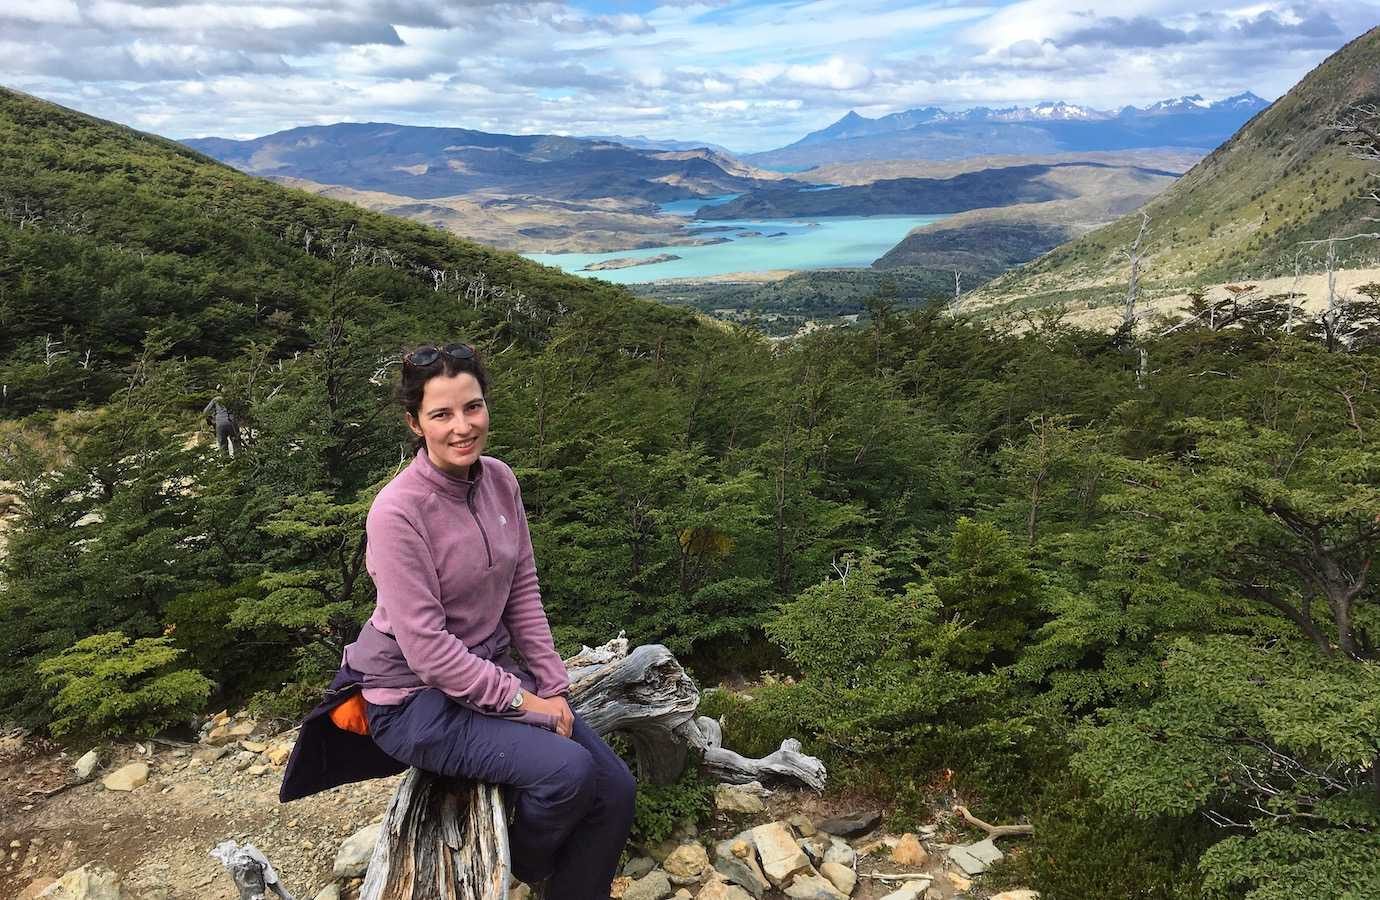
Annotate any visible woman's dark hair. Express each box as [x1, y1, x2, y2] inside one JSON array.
[[396, 343, 490, 421]]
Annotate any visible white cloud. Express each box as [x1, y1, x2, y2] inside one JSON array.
[[784, 57, 873, 90], [0, 0, 1377, 151]]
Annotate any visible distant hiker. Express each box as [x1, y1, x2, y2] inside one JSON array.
[[280, 343, 635, 900], [203, 395, 240, 457]]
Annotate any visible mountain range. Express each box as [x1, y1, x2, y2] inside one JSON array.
[[970, 28, 1380, 317], [746, 93, 1271, 170], [183, 124, 791, 205]]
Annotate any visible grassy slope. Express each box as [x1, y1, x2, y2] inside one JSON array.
[[970, 27, 1380, 315]]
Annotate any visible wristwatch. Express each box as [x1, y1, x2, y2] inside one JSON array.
[[509, 689, 525, 710]]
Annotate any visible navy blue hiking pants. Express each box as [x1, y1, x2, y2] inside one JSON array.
[[366, 688, 636, 900]]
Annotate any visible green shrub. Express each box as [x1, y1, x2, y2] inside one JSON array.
[[38, 631, 212, 738], [1018, 782, 1209, 900], [630, 760, 713, 847]]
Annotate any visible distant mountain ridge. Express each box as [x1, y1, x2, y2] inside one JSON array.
[[183, 122, 791, 205], [970, 28, 1380, 315], [582, 134, 735, 155], [749, 92, 1270, 170]]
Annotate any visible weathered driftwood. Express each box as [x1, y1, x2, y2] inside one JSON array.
[[359, 774, 509, 900], [362, 636, 826, 898], [211, 841, 296, 900]]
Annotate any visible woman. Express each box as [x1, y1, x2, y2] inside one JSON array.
[[283, 343, 635, 899]]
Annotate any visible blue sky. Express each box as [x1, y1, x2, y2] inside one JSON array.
[[1, 1, 1375, 151]]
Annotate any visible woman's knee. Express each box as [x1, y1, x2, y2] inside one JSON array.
[[536, 743, 598, 811]]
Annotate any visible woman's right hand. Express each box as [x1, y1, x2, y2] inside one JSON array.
[[523, 692, 574, 737]]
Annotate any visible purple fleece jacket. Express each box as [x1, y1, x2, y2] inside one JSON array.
[[345, 450, 570, 712]]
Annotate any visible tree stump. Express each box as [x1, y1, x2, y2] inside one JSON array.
[[360, 636, 825, 899]]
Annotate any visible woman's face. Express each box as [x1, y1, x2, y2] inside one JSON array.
[[407, 371, 489, 477]]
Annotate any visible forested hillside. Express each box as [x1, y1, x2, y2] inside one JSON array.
[[3, 86, 1380, 899]]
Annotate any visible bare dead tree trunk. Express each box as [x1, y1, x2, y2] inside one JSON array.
[[1121, 212, 1150, 389]]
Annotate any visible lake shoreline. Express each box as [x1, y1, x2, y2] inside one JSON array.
[[525, 200, 949, 284]]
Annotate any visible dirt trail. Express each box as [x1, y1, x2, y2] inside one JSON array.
[[0, 732, 397, 900]]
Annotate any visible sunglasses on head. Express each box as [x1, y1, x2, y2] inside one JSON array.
[[404, 343, 475, 368]]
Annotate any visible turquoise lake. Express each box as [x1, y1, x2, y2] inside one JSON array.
[[524, 196, 948, 284]]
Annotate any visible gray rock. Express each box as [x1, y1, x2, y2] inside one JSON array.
[[624, 869, 673, 900], [192, 745, 229, 765], [783, 871, 847, 900], [815, 811, 880, 838], [823, 838, 854, 868], [714, 837, 768, 898], [623, 856, 657, 879], [878, 881, 930, 900], [948, 838, 1003, 876], [311, 886, 341, 900], [333, 821, 382, 879], [74, 750, 100, 782]]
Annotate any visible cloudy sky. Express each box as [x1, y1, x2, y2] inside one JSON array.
[[2, 0, 1376, 151]]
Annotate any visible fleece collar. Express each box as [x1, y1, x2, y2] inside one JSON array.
[[412, 447, 486, 499]]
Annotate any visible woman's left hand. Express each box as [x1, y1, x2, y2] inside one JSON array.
[[548, 695, 574, 738], [526, 693, 575, 737]]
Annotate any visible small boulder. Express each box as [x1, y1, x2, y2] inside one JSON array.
[[750, 822, 811, 887], [815, 811, 880, 838], [714, 785, 767, 815], [333, 821, 383, 879], [878, 880, 930, 900], [311, 885, 341, 900], [783, 870, 847, 900], [696, 879, 755, 900], [101, 762, 149, 792], [74, 750, 100, 782], [663, 843, 711, 882], [611, 876, 633, 898], [948, 838, 1002, 876], [192, 745, 228, 765], [823, 838, 854, 868], [240, 740, 268, 753], [788, 814, 816, 837], [623, 856, 657, 879], [246, 764, 269, 777], [714, 836, 768, 898], [890, 833, 927, 867], [265, 744, 293, 766], [819, 862, 855, 896], [990, 892, 1039, 900], [623, 869, 673, 900], [36, 864, 125, 899]]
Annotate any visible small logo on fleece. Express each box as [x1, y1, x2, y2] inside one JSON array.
[[499, 515, 508, 526]]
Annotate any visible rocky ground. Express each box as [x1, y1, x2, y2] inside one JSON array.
[[0, 714, 1037, 900]]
